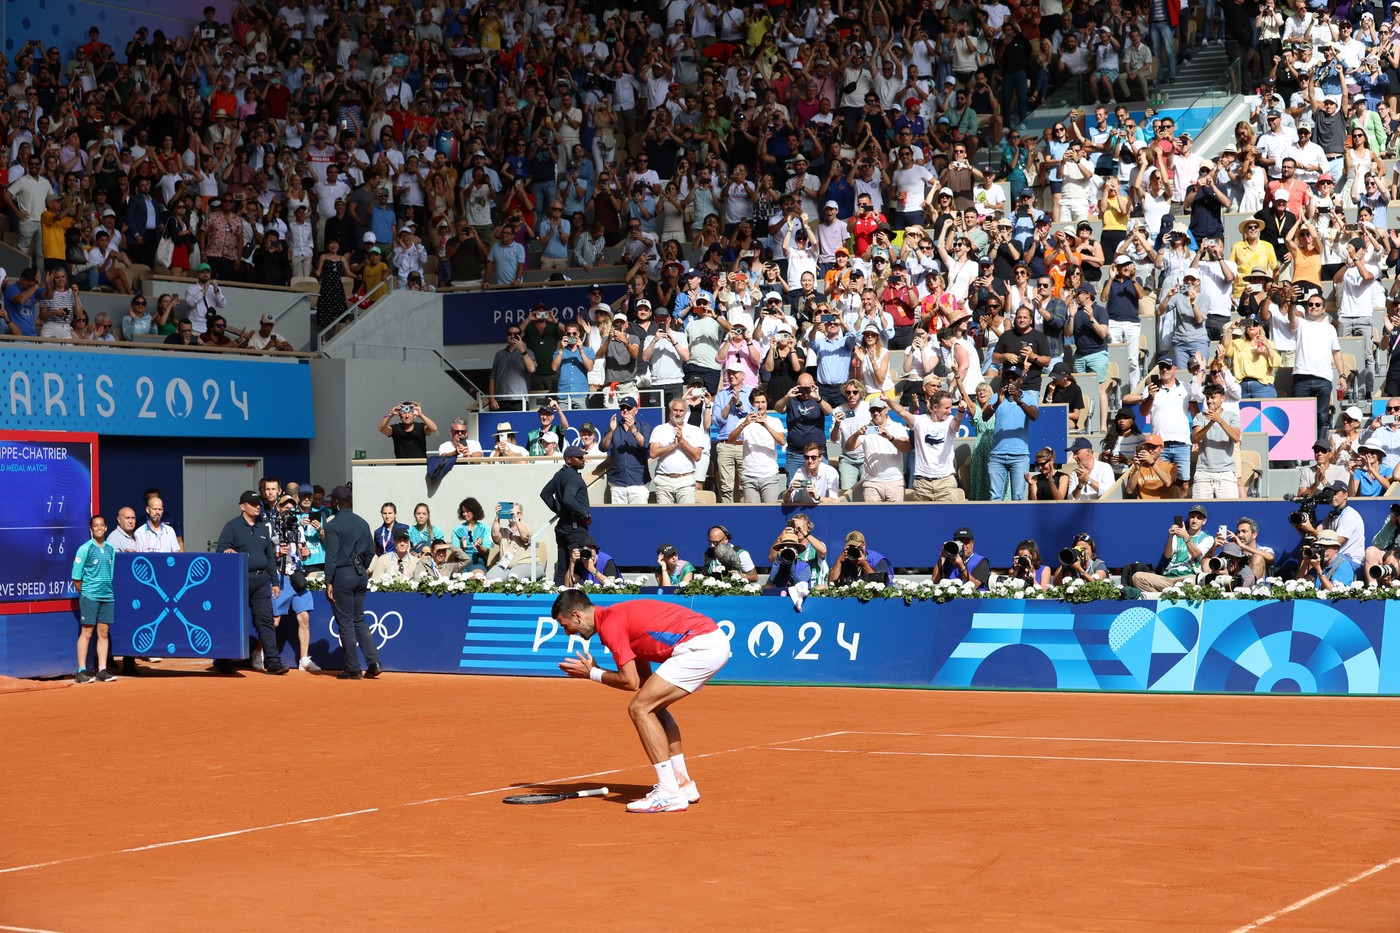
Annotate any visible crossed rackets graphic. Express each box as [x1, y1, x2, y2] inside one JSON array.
[[130, 556, 215, 655]]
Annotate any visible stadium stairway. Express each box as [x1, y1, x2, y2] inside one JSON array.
[[1016, 43, 1234, 140]]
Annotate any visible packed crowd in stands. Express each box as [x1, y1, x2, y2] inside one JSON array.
[[0, 0, 1254, 346]]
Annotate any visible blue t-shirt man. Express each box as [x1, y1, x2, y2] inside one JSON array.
[[487, 238, 527, 285], [4, 278, 40, 336]]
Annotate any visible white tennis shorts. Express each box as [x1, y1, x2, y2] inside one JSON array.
[[654, 629, 730, 694]]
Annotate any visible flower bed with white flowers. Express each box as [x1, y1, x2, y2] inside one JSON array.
[[306, 570, 1400, 604]]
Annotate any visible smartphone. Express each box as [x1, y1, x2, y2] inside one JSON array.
[[1174, 515, 1184, 528], [498, 501, 514, 520]]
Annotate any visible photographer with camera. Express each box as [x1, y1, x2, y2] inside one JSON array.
[[768, 526, 815, 591], [655, 543, 696, 587], [1203, 542, 1257, 590], [563, 543, 619, 587], [271, 494, 318, 673], [1131, 357, 1200, 496], [981, 365, 1039, 501], [1292, 480, 1365, 572], [1131, 505, 1214, 595], [1296, 531, 1356, 591], [1053, 533, 1110, 585], [827, 531, 891, 587], [1006, 539, 1053, 588], [703, 525, 758, 583], [377, 401, 438, 459], [931, 527, 991, 590], [774, 375, 833, 485]]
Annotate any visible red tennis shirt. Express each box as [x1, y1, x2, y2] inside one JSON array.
[[592, 600, 719, 667]]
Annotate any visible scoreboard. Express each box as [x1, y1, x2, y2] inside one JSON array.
[[0, 433, 97, 607]]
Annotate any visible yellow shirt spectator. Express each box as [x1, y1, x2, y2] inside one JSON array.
[[362, 254, 391, 301], [1228, 220, 1277, 299], [1222, 323, 1280, 386], [41, 208, 74, 263]]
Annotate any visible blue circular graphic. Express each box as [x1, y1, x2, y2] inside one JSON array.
[[202, 600, 212, 611], [972, 643, 1057, 689], [166, 642, 176, 654], [131, 598, 140, 609], [167, 556, 176, 567], [1196, 603, 1378, 693]]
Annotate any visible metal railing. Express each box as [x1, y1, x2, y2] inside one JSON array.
[[316, 279, 394, 348]]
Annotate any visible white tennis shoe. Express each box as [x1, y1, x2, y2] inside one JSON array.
[[679, 779, 700, 803], [626, 785, 689, 813]]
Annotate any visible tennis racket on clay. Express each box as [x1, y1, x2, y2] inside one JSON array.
[[502, 787, 609, 805]]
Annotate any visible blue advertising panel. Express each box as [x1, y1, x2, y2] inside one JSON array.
[[443, 285, 628, 345], [279, 591, 1400, 696], [0, 433, 95, 607], [477, 406, 664, 450], [0, 348, 314, 438], [110, 553, 248, 659]]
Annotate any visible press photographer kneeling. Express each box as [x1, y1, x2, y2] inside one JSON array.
[[1295, 531, 1355, 591], [1052, 534, 1109, 585], [1201, 541, 1256, 591], [827, 531, 891, 587]]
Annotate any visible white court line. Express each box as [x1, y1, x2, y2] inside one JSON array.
[[932, 733, 1400, 751], [0, 925, 70, 933], [1231, 856, 1400, 932], [769, 747, 1400, 772], [0, 730, 851, 877]]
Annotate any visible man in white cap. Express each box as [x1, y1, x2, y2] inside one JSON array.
[[244, 312, 294, 351]]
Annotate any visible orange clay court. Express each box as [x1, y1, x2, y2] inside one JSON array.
[[3, 670, 1400, 932]]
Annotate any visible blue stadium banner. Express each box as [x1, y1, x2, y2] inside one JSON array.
[[0, 348, 314, 438], [284, 592, 1400, 696], [443, 284, 628, 345], [110, 553, 249, 659]]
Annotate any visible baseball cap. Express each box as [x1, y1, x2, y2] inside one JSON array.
[[197, 263, 212, 272], [1188, 504, 1208, 519], [1220, 542, 1244, 558], [824, 200, 839, 209], [1344, 406, 1364, 421], [1114, 255, 1133, 266], [1312, 439, 1332, 452], [845, 531, 866, 546], [866, 396, 888, 409], [238, 490, 261, 505], [612, 311, 628, 322], [363, 232, 376, 242], [1324, 480, 1349, 495], [636, 298, 652, 309], [1068, 437, 1094, 453], [1273, 190, 1289, 202], [563, 445, 586, 459], [1142, 433, 1164, 447], [259, 312, 275, 324], [1050, 362, 1071, 376], [952, 527, 975, 542], [618, 396, 638, 410]]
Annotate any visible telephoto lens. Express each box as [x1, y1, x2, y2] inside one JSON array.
[[1060, 548, 1078, 565], [943, 541, 961, 558]]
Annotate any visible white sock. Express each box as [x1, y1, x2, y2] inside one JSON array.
[[653, 760, 680, 794], [669, 754, 690, 784]]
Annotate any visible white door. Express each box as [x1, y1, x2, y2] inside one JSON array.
[[183, 458, 263, 552]]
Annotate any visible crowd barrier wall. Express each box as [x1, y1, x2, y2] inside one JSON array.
[[267, 592, 1397, 695], [9, 570, 1399, 695]]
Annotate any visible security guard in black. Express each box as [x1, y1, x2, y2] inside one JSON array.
[[216, 490, 287, 674]]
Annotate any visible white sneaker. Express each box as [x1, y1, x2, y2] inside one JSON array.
[[251, 645, 265, 672], [626, 784, 689, 813], [299, 657, 321, 673], [679, 779, 701, 804]]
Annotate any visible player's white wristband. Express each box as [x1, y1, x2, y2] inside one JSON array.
[[589, 667, 605, 683]]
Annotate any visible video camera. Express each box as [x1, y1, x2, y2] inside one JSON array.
[[1285, 492, 1325, 526]]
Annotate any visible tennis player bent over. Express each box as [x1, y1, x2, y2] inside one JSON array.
[[552, 590, 730, 813]]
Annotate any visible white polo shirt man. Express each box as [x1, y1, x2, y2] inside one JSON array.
[[649, 403, 708, 503]]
